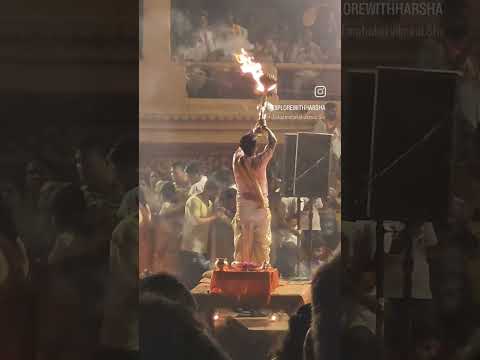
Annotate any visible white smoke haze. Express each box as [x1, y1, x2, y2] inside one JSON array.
[[172, 8, 254, 62], [208, 23, 254, 58]]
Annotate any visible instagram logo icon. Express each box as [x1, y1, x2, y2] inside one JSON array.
[[314, 85, 327, 98]]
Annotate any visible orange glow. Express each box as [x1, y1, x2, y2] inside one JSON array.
[[234, 48, 266, 93]]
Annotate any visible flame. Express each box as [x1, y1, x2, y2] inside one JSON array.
[[234, 48, 265, 93]]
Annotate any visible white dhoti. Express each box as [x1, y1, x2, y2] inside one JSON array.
[[233, 197, 272, 265]]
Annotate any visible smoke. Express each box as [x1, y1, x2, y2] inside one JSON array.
[[208, 23, 254, 59], [171, 8, 254, 62]]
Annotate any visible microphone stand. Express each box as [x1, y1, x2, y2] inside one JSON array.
[[293, 156, 326, 278], [295, 155, 327, 183], [307, 198, 314, 277]]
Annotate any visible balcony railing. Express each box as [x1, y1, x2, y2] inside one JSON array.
[[183, 61, 341, 101]]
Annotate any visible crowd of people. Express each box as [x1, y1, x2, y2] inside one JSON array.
[[172, 6, 340, 64], [139, 103, 341, 284], [137, 161, 480, 360], [0, 132, 140, 360], [184, 28, 337, 100], [139, 152, 341, 287], [176, 5, 340, 99], [140, 196, 480, 360], [0, 128, 478, 360]]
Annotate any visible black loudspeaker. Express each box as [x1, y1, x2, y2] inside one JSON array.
[[282, 133, 298, 197], [342, 70, 376, 220], [368, 67, 459, 222], [294, 132, 332, 198]]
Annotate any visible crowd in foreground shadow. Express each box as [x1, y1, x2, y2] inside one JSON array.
[[0, 131, 139, 360]]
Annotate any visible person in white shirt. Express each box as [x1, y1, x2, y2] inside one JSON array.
[[385, 220, 438, 358], [282, 197, 324, 232], [191, 12, 216, 61], [178, 180, 222, 289], [282, 197, 323, 276], [352, 219, 437, 297], [353, 219, 438, 358], [185, 161, 208, 197]]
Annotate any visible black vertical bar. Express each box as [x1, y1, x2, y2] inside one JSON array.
[[404, 223, 414, 360], [308, 197, 314, 277], [296, 197, 301, 276], [376, 220, 385, 360]]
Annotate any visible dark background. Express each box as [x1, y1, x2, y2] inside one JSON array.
[[0, 0, 138, 185]]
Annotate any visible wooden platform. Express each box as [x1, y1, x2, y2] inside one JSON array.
[[192, 277, 311, 315]]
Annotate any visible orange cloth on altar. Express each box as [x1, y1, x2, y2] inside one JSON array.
[[210, 268, 280, 304]]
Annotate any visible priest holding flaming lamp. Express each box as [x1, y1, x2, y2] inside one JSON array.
[[232, 49, 278, 266]]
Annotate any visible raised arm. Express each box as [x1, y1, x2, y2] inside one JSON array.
[[263, 125, 277, 149]]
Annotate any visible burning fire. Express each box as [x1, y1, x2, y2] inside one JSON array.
[[234, 48, 277, 93]]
